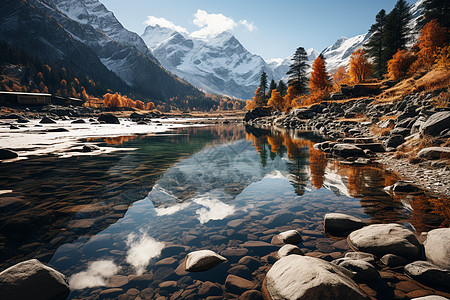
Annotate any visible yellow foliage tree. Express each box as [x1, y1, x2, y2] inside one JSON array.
[[267, 90, 285, 111], [146, 102, 155, 110], [135, 100, 145, 110], [348, 49, 373, 83], [283, 86, 297, 112], [332, 66, 350, 91], [416, 19, 448, 69], [253, 86, 265, 107], [387, 49, 417, 80], [245, 100, 257, 111]]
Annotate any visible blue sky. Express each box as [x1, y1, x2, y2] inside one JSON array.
[[101, 0, 418, 60]]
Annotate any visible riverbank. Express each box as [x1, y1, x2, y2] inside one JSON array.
[[244, 91, 450, 198]]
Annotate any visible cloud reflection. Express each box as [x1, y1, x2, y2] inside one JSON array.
[[194, 197, 236, 224], [154, 202, 191, 216], [126, 232, 165, 275], [68, 260, 120, 290]]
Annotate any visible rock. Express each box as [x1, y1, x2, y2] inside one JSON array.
[[242, 241, 278, 255], [277, 244, 304, 259], [184, 250, 227, 272], [380, 254, 408, 267], [0, 259, 69, 300], [99, 288, 123, 299], [348, 223, 421, 260], [324, 213, 366, 235], [17, 117, 29, 123], [277, 230, 302, 245], [265, 255, 368, 300], [390, 127, 411, 137], [419, 111, 450, 136], [238, 256, 261, 271], [228, 265, 252, 280], [97, 114, 120, 124], [344, 252, 376, 264], [244, 107, 271, 122], [384, 181, 422, 194], [71, 119, 85, 124], [410, 296, 449, 300], [424, 228, 450, 270], [338, 259, 380, 282], [239, 290, 263, 300], [404, 261, 450, 291], [332, 144, 365, 158], [0, 149, 18, 159], [10, 125, 19, 129], [263, 212, 295, 227], [417, 147, 450, 160], [39, 117, 56, 124], [82, 145, 100, 152], [161, 245, 187, 257], [225, 275, 254, 294], [384, 134, 405, 148], [198, 281, 222, 296], [130, 112, 146, 119]]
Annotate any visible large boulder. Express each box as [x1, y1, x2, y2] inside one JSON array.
[[265, 256, 368, 300], [404, 261, 450, 291], [417, 147, 450, 160], [419, 111, 450, 136], [0, 259, 70, 300], [324, 213, 366, 235], [424, 228, 450, 270], [244, 107, 271, 122], [348, 223, 421, 260], [332, 144, 365, 158], [184, 250, 227, 272], [384, 134, 405, 148], [97, 114, 120, 124]]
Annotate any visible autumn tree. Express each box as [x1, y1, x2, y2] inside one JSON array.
[[309, 55, 331, 93], [365, 9, 387, 77], [283, 85, 297, 112], [348, 49, 373, 83], [146, 102, 155, 110], [135, 100, 145, 110], [253, 86, 265, 107], [267, 89, 285, 111], [277, 80, 287, 96], [415, 19, 448, 69], [287, 47, 308, 95], [332, 66, 350, 91], [387, 49, 417, 80], [245, 100, 258, 111]]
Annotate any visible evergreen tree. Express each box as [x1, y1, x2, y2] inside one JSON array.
[[277, 80, 287, 97], [286, 47, 308, 95], [418, 0, 450, 29], [365, 9, 387, 78], [268, 79, 277, 96], [259, 71, 268, 98], [383, 0, 412, 63]]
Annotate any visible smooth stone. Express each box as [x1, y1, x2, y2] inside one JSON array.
[[332, 144, 365, 158], [419, 111, 450, 136], [344, 252, 376, 264], [277, 230, 302, 245], [380, 254, 408, 267], [227, 219, 245, 228], [410, 296, 450, 300], [161, 245, 187, 257], [265, 255, 368, 300], [99, 288, 123, 299], [71, 119, 85, 123], [39, 117, 56, 124], [0, 259, 69, 300], [239, 290, 264, 300], [348, 223, 421, 260], [82, 144, 100, 152], [277, 244, 304, 259], [198, 281, 222, 296], [338, 259, 380, 282], [238, 256, 261, 270], [0, 149, 18, 159], [417, 147, 450, 160], [263, 212, 295, 227], [324, 213, 366, 235], [424, 228, 450, 270], [225, 275, 254, 294], [184, 250, 227, 272], [228, 265, 252, 280], [97, 114, 120, 124], [404, 261, 450, 291]]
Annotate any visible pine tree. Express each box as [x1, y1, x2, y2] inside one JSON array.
[[418, 0, 450, 29], [268, 79, 277, 96], [286, 47, 308, 95], [259, 71, 268, 98], [365, 9, 387, 77], [383, 0, 412, 63], [277, 80, 287, 97]]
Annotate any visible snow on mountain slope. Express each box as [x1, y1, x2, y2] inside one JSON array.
[[268, 48, 320, 83], [143, 26, 275, 99]]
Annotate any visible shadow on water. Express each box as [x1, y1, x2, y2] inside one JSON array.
[[0, 124, 448, 299]]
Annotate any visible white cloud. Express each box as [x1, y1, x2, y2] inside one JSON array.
[[144, 16, 188, 34], [126, 232, 165, 275], [69, 260, 120, 290], [191, 9, 256, 39], [194, 196, 235, 224]]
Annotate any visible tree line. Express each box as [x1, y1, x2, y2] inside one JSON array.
[[246, 0, 450, 112]]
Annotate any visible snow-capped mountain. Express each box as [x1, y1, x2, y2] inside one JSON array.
[[267, 48, 320, 83], [142, 26, 276, 99]]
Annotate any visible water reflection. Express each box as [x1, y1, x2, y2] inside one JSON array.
[[69, 260, 120, 290], [125, 231, 165, 275], [193, 194, 236, 224]]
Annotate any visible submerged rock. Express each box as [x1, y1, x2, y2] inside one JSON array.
[[0, 259, 69, 300], [324, 213, 366, 235], [277, 244, 304, 259], [184, 250, 227, 272], [348, 223, 421, 260], [265, 255, 368, 300], [277, 230, 302, 245], [424, 228, 450, 270]]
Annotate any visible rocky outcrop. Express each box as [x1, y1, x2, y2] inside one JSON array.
[[419, 111, 450, 137], [0, 259, 70, 300], [244, 107, 272, 122], [324, 213, 366, 235], [424, 228, 450, 270], [184, 250, 227, 272], [348, 223, 421, 260], [417, 147, 450, 160], [265, 255, 368, 300]]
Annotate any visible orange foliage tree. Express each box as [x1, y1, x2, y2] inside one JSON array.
[[387, 49, 417, 80], [413, 19, 448, 70], [253, 86, 265, 107], [245, 100, 257, 111], [348, 49, 373, 84], [283, 85, 297, 111], [309, 56, 331, 93], [135, 100, 145, 110], [146, 102, 155, 110], [267, 90, 285, 111], [332, 66, 350, 91]]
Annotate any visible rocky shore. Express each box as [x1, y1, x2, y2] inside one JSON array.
[[245, 92, 450, 198]]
